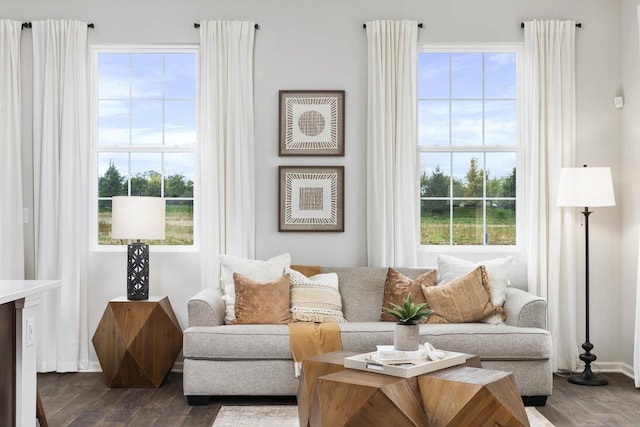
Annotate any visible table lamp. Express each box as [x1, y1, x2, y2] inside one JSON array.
[[111, 196, 166, 300], [557, 165, 615, 386]]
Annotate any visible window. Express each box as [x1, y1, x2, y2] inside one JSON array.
[[94, 47, 197, 246], [418, 47, 520, 246]]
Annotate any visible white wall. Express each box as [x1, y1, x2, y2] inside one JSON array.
[[1, 0, 626, 370], [621, 0, 640, 375]]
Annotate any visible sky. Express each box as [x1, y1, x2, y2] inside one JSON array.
[[96, 52, 196, 184], [418, 52, 518, 183]]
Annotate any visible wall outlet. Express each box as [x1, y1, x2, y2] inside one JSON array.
[[22, 208, 29, 224], [614, 96, 624, 109], [26, 317, 34, 347]]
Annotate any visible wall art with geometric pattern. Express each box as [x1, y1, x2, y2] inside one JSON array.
[[279, 166, 344, 231], [279, 90, 345, 156]]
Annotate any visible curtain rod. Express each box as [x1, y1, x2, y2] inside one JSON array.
[[363, 22, 423, 29], [194, 23, 259, 29], [520, 22, 582, 29], [21, 22, 95, 29]]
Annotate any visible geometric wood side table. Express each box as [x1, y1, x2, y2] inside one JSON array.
[[92, 296, 183, 388]]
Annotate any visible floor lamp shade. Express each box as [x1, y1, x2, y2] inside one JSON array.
[[557, 166, 615, 386], [111, 197, 166, 300]]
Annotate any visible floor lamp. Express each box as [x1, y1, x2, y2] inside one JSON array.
[[111, 196, 166, 300], [557, 165, 615, 386]]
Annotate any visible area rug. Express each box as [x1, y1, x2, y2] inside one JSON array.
[[212, 405, 554, 426]]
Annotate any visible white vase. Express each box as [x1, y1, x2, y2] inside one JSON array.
[[394, 323, 420, 351]]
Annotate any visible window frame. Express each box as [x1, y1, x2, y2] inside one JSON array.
[[90, 44, 200, 252], [417, 43, 524, 252]]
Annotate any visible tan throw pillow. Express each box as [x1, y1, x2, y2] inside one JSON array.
[[422, 266, 494, 324], [230, 273, 291, 324], [380, 268, 437, 322], [288, 268, 346, 323], [290, 265, 323, 278]]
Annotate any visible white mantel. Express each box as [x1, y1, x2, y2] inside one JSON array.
[[0, 280, 60, 427]]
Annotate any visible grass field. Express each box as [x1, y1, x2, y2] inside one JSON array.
[[421, 204, 516, 245], [98, 204, 193, 245]]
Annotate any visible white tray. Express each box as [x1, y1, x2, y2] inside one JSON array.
[[344, 350, 467, 378]]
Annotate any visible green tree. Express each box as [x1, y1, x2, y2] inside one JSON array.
[[98, 161, 125, 197], [500, 167, 516, 197], [421, 166, 450, 197], [464, 158, 484, 198], [166, 174, 188, 197]]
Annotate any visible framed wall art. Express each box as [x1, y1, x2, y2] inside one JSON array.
[[279, 166, 344, 232], [279, 90, 345, 156]]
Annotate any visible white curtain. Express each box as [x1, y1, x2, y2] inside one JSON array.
[[523, 20, 578, 372], [365, 20, 419, 268], [199, 20, 256, 288], [0, 20, 24, 279], [32, 20, 89, 372], [634, 5, 640, 388]]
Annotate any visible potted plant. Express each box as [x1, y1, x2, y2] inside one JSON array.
[[382, 294, 433, 351]]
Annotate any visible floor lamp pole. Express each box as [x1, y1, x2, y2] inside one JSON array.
[[568, 207, 608, 386]]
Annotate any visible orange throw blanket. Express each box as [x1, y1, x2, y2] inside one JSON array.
[[289, 322, 342, 377]]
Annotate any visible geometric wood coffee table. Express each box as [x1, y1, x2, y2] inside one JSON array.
[[297, 350, 529, 427]]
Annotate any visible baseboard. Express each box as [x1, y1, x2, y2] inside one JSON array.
[[83, 360, 183, 373], [575, 361, 635, 380]]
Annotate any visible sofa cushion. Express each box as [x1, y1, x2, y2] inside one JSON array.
[[422, 266, 495, 323], [288, 269, 346, 323], [183, 322, 551, 361], [437, 254, 514, 324], [219, 253, 291, 323], [380, 268, 436, 322]]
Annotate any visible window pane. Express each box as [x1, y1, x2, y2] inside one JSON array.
[[165, 53, 196, 99], [131, 101, 163, 146], [451, 101, 482, 146], [452, 153, 484, 197], [486, 153, 516, 197], [164, 153, 194, 197], [418, 101, 449, 146], [98, 200, 115, 245], [420, 152, 450, 197], [98, 53, 129, 99], [452, 200, 483, 245], [130, 153, 162, 196], [131, 53, 163, 98], [165, 101, 196, 146], [487, 201, 516, 245], [98, 100, 130, 146], [421, 199, 450, 245], [485, 101, 516, 146], [451, 54, 482, 99], [485, 53, 516, 99], [418, 53, 449, 99], [165, 200, 194, 245], [98, 153, 128, 197]]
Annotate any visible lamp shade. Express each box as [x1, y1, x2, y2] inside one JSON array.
[[111, 196, 166, 240], [556, 166, 616, 208]]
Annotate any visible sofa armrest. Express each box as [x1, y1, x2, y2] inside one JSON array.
[[503, 287, 547, 329], [188, 287, 225, 327]]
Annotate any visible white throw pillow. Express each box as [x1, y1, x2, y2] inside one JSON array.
[[288, 268, 346, 323], [436, 254, 514, 324], [219, 253, 291, 323]]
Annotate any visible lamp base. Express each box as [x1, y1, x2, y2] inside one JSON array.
[[568, 340, 608, 386], [568, 366, 608, 386], [126, 241, 150, 301]]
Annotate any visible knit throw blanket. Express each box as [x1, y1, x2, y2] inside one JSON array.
[[288, 322, 342, 377]]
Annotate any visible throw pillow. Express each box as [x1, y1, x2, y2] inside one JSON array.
[[230, 273, 291, 324], [380, 268, 437, 322], [422, 265, 495, 324], [290, 265, 323, 277], [288, 268, 346, 323], [437, 254, 514, 324], [219, 253, 291, 323]]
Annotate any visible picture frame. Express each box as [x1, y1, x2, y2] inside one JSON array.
[[279, 90, 345, 156], [279, 166, 345, 232]]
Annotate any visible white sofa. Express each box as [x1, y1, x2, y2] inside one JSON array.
[[183, 267, 552, 406]]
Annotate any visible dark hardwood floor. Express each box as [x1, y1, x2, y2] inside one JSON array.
[[38, 371, 640, 426]]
